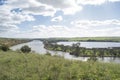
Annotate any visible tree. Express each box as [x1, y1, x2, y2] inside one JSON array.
[[20, 45, 31, 53], [70, 43, 81, 56], [1, 45, 9, 51]]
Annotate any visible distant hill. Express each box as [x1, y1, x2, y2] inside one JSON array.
[[42, 37, 120, 42], [0, 37, 31, 46]]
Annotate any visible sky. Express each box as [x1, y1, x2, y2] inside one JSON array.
[[0, 0, 120, 38]]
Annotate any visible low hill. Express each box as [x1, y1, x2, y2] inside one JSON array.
[[43, 37, 120, 42], [0, 38, 31, 46]]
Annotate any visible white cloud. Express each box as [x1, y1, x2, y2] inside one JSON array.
[[70, 19, 120, 36], [109, 0, 120, 2], [5, 0, 120, 17], [51, 16, 63, 22], [10, 13, 35, 24], [0, 0, 105, 34], [2, 0, 120, 19], [77, 0, 106, 5], [7, 0, 81, 16], [71, 19, 120, 27], [7, 0, 40, 8], [77, 0, 120, 5], [23, 4, 56, 17], [5, 0, 56, 17], [36, 0, 82, 15], [7, 19, 120, 38], [0, 4, 35, 34], [62, 6, 82, 15], [0, 0, 120, 38], [2, 0, 120, 17], [0, 24, 18, 32]]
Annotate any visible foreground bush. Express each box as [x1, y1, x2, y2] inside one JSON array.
[[0, 51, 120, 80], [0, 45, 9, 51], [20, 45, 31, 53]]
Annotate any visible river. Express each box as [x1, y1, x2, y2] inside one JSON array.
[[57, 41, 120, 48], [10, 40, 120, 63]]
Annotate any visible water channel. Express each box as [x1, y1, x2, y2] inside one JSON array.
[[10, 40, 120, 63]]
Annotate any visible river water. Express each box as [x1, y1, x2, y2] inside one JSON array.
[[57, 41, 120, 48], [10, 40, 120, 63]]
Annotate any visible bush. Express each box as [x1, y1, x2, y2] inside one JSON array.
[[20, 45, 31, 53], [0, 45, 9, 51], [88, 57, 98, 62], [45, 51, 51, 56]]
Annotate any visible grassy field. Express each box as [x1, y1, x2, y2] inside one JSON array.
[[0, 50, 120, 80], [0, 38, 31, 46], [68, 37, 120, 42], [45, 37, 120, 42]]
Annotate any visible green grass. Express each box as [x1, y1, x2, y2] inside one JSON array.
[[0, 38, 30, 46], [0, 50, 120, 80], [45, 37, 120, 42], [68, 37, 120, 41]]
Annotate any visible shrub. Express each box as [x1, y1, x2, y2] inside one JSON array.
[[88, 57, 98, 62], [0, 45, 9, 51], [20, 45, 31, 53], [45, 51, 51, 56]]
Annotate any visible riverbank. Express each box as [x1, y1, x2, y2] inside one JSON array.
[[0, 50, 120, 80], [42, 37, 120, 42], [10, 40, 120, 63], [0, 38, 31, 47], [44, 41, 120, 57]]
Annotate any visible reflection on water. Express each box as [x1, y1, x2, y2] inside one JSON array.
[[10, 40, 120, 63], [10, 40, 47, 54]]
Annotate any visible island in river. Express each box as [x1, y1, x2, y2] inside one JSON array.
[[10, 40, 120, 63]]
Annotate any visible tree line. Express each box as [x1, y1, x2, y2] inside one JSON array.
[[0, 38, 31, 47]]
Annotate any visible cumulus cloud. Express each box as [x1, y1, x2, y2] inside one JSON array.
[[51, 16, 63, 22], [71, 19, 120, 27], [37, 0, 82, 15], [109, 0, 120, 2], [0, 0, 120, 38], [9, 19, 120, 38], [0, 24, 18, 33], [0, 0, 81, 35], [10, 25, 76, 38], [1, 0, 120, 17], [0, 1, 35, 34], [4, 0, 56, 17], [23, 5, 56, 17], [5, 0, 82, 16], [77, 0, 106, 5], [70, 19, 120, 36], [77, 0, 120, 5]]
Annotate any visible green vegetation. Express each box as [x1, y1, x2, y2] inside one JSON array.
[[88, 57, 98, 62], [0, 37, 120, 79], [0, 38, 31, 47], [44, 42, 120, 57], [42, 37, 120, 42], [0, 50, 120, 80], [67, 37, 120, 42], [20, 45, 31, 53], [0, 44, 9, 52]]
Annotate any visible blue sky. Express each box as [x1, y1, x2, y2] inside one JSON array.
[[0, 0, 120, 38]]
